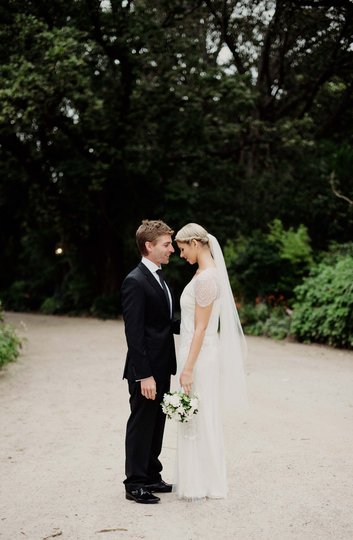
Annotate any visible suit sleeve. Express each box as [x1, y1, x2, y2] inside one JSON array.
[[121, 275, 153, 379], [172, 317, 180, 335]]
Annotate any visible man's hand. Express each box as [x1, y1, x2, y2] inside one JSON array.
[[140, 376, 157, 400]]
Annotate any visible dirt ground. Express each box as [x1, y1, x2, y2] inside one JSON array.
[[1, 312, 353, 540]]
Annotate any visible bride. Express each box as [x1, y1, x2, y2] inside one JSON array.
[[174, 223, 247, 500]]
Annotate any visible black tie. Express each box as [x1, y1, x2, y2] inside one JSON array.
[[156, 269, 171, 314]]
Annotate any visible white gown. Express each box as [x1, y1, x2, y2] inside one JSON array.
[[175, 267, 227, 500]]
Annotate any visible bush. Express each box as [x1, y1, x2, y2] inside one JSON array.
[[0, 303, 22, 368], [291, 256, 353, 348], [225, 232, 284, 301], [267, 219, 313, 267], [262, 308, 292, 340], [40, 297, 63, 314], [90, 294, 120, 319], [1, 280, 31, 312], [319, 242, 353, 263], [239, 303, 291, 340], [225, 219, 313, 303], [238, 303, 269, 336]]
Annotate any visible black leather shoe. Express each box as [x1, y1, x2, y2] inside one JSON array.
[[146, 480, 173, 493], [125, 487, 160, 504]]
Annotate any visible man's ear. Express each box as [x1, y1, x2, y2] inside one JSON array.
[[145, 241, 152, 254]]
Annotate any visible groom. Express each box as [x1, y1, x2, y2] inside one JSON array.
[[121, 219, 179, 504]]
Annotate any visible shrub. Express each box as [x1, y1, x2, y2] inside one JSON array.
[[268, 219, 313, 267], [225, 232, 284, 301], [225, 219, 313, 303], [0, 303, 22, 368], [1, 280, 31, 312], [239, 303, 291, 340], [40, 297, 63, 314], [238, 303, 269, 336], [90, 294, 120, 319], [291, 256, 353, 348], [262, 307, 292, 340]]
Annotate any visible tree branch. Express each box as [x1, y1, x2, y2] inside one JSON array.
[[330, 172, 353, 205], [204, 0, 246, 74], [256, 0, 282, 91]]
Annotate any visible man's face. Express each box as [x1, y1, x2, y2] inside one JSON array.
[[146, 234, 174, 266]]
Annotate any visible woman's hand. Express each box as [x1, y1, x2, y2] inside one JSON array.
[[180, 370, 193, 395]]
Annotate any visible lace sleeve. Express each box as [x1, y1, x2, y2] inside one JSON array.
[[194, 271, 219, 307]]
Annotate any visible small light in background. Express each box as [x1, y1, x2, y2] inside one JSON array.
[[55, 246, 64, 256]]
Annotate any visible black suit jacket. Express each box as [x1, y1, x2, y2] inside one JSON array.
[[121, 262, 178, 381]]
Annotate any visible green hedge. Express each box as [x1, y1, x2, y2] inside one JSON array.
[[239, 303, 292, 340], [225, 219, 313, 303], [0, 304, 22, 368], [0, 323, 22, 368], [291, 256, 353, 348]]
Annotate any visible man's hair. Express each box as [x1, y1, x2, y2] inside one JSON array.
[[136, 219, 174, 256]]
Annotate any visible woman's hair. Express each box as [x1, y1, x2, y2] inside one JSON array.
[[136, 219, 174, 256], [175, 223, 209, 245]]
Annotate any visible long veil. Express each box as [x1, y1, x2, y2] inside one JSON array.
[[208, 234, 248, 410]]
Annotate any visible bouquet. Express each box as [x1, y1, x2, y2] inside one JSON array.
[[161, 390, 199, 423]]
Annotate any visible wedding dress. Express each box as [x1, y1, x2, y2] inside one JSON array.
[[175, 267, 228, 500]]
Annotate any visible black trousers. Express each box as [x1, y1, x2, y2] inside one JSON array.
[[124, 378, 170, 489]]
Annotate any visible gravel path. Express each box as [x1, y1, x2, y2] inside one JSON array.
[[1, 312, 353, 540]]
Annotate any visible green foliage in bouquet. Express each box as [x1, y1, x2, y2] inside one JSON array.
[[161, 391, 199, 423]]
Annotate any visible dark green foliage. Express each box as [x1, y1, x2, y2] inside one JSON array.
[[1, 1, 353, 316], [0, 325, 22, 368], [238, 303, 291, 340], [90, 294, 121, 319], [225, 220, 313, 302], [225, 232, 284, 301], [291, 256, 353, 348], [319, 242, 353, 263], [1, 281, 30, 312], [0, 303, 22, 368]]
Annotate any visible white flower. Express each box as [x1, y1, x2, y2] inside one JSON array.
[[169, 393, 181, 407], [163, 393, 172, 405], [189, 398, 198, 411], [161, 391, 199, 423]]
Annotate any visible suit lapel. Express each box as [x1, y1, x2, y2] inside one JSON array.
[[138, 262, 172, 314]]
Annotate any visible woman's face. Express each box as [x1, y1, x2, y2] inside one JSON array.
[[177, 241, 198, 265]]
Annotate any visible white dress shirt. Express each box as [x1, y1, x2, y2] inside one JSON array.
[[141, 257, 172, 317], [136, 258, 172, 382]]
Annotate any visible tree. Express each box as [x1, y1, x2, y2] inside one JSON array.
[[1, 0, 353, 313]]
